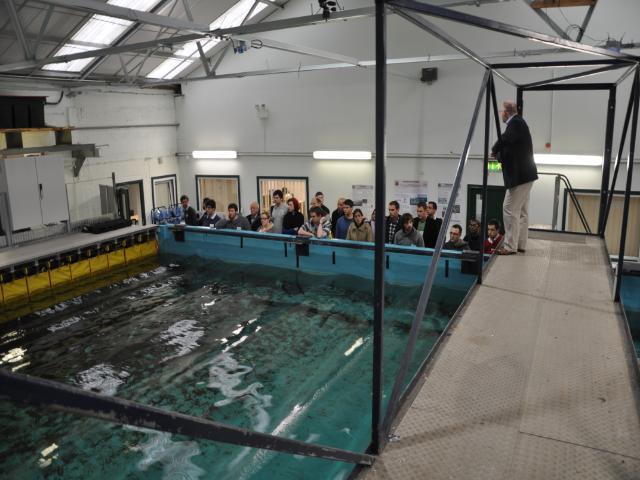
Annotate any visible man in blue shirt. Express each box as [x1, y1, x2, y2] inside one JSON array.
[[335, 199, 354, 239]]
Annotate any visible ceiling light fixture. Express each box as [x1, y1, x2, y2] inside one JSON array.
[[534, 154, 602, 166], [192, 150, 237, 159], [313, 150, 372, 160]]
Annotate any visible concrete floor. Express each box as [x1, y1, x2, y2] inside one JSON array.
[[365, 234, 640, 479]]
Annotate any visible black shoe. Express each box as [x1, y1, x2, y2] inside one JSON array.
[[517, 248, 526, 253]]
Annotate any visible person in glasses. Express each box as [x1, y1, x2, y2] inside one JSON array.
[[257, 211, 274, 233]]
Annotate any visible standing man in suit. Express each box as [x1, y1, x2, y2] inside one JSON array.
[[491, 101, 538, 255], [413, 201, 442, 248]]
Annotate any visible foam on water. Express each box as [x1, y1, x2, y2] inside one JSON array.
[[75, 363, 130, 396]]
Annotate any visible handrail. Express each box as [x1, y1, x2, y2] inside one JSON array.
[[537, 172, 592, 233], [167, 224, 478, 261], [381, 69, 491, 438]]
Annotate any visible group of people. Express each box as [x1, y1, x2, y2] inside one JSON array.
[[176, 99, 537, 257], [178, 190, 505, 254]]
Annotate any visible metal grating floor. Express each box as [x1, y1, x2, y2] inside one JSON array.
[[364, 235, 640, 480]]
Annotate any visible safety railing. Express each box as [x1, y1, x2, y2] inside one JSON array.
[[537, 172, 592, 233]]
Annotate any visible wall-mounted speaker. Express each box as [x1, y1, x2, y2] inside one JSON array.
[[420, 67, 438, 84]]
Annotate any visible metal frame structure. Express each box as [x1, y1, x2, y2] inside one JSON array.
[[1, 0, 639, 476]]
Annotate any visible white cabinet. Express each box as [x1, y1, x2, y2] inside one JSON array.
[[2, 156, 68, 231]]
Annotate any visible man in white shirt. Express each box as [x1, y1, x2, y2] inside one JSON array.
[[270, 189, 288, 234]]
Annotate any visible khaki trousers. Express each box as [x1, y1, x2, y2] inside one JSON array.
[[503, 180, 534, 252]]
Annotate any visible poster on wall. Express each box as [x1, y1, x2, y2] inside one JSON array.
[[393, 180, 428, 215], [437, 182, 462, 225], [352, 184, 374, 217]]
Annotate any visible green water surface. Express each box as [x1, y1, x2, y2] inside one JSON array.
[[0, 256, 467, 479]]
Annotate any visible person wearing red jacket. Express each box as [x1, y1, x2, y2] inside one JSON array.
[[484, 218, 504, 254]]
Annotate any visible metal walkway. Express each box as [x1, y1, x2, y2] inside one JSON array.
[[366, 233, 640, 479]]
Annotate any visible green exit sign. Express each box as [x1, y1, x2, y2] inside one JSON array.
[[488, 161, 502, 172]]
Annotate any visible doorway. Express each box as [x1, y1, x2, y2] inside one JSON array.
[[151, 174, 177, 209], [467, 185, 506, 233], [257, 177, 309, 218], [116, 180, 146, 225], [196, 175, 240, 213]]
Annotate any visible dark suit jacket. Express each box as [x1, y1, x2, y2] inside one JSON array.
[[491, 115, 538, 189], [413, 216, 442, 248]]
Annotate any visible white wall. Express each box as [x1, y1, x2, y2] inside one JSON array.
[[176, 65, 639, 230], [0, 86, 180, 225]]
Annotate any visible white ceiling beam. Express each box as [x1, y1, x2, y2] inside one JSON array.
[[35, 0, 210, 33], [3, 0, 33, 59], [233, 35, 361, 66]]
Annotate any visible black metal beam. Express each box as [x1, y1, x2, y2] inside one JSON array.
[[603, 83, 636, 233], [598, 87, 616, 235], [478, 71, 492, 285], [523, 83, 614, 91], [0, 369, 375, 466], [491, 59, 629, 69], [381, 70, 490, 438], [520, 64, 626, 90], [390, 7, 517, 87], [615, 68, 639, 302], [387, 0, 639, 62], [372, 0, 387, 455]]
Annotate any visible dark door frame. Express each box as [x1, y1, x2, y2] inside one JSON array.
[[195, 174, 241, 212], [562, 188, 640, 231], [150, 174, 178, 209], [466, 183, 506, 229], [256, 176, 310, 213], [116, 179, 146, 226]]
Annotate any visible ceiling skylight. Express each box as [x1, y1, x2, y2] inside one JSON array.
[[43, 0, 161, 72], [146, 0, 268, 80]]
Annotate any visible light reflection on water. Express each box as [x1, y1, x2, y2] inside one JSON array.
[[0, 256, 462, 479]]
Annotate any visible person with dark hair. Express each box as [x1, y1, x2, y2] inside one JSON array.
[[198, 199, 221, 227], [484, 218, 504, 254], [216, 203, 250, 230], [347, 208, 373, 242], [444, 224, 468, 251], [491, 100, 538, 255], [298, 206, 330, 238], [283, 197, 305, 235], [385, 201, 401, 244], [315, 191, 331, 216], [270, 189, 288, 234], [464, 218, 482, 251], [179, 194, 198, 226], [331, 197, 345, 238], [413, 201, 442, 248], [394, 212, 425, 247], [336, 199, 355, 240], [246, 201, 261, 231]]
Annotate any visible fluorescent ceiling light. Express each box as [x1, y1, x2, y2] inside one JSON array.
[[192, 150, 238, 159], [534, 154, 602, 166], [313, 151, 372, 160]]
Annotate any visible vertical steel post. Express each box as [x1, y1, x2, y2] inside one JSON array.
[[598, 87, 616, 236], [372, 0, 387, 455], [552, 175, 560, 230], [603, 85, 636, 234], [516, 87, 524, 116], [615, 69, 639, 302], [478, 71, 492, 285]]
